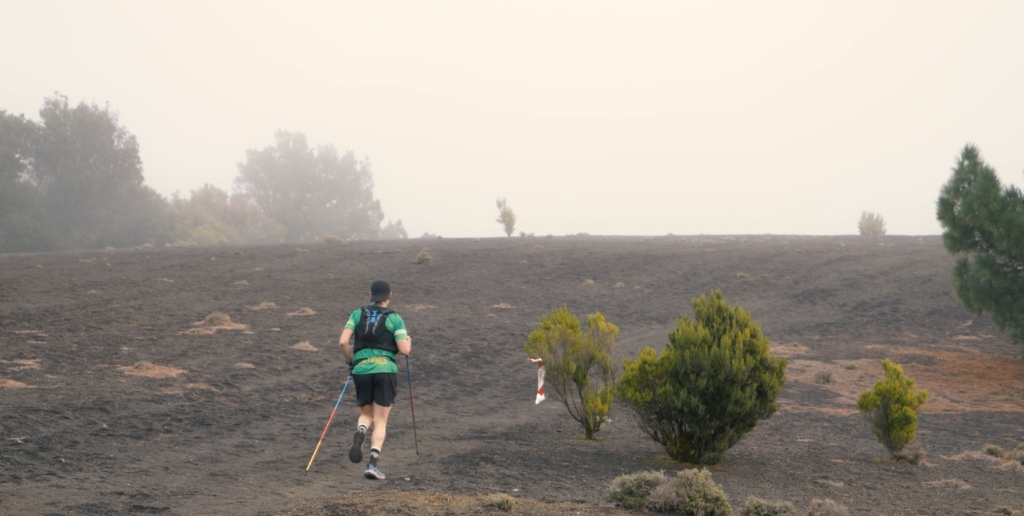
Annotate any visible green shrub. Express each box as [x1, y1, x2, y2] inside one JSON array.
[[1012, 443, 1024, 464], [523, 307, 618, 439], [416, 250, 433, 264], [739, 497, 795, 516], [985, 444, 1005, 457], [322, 234, 342, 244], [606, 470, 667, 509], [813, 369, 835, 384], [617, 290, 787, 464], [856, 359, 928, 456], [645, 469, 731, 515], [483, 493, 515, 512], [807, 498, 848, 516], [858, 211, 886, 236]]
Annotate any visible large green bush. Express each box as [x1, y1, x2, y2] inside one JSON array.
[[856, 359, 928, 456], [523, 307, 618, 439], [617, 290, 787, 464]]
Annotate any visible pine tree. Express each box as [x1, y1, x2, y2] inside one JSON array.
[[937, 144, 1024, 357]]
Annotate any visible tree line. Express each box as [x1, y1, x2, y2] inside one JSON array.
[[0, 94, 405, 253]]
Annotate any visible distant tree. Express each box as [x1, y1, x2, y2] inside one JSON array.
[[858, 211, 886, 236], [0, 94, 170, 251], [937, 144, 1024, 357], [617, 290, 787, 464], [169, 184, 286, 245], [523, 307, 618, 439], [235, 131, 384, 241], [496, 197, 516, 237], [380, 219, 408, 239]]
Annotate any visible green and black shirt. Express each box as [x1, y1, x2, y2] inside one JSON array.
[[345, 308, 409, 375]]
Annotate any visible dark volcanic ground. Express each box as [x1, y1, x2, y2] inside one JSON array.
[[1, 235, 1023, 516]]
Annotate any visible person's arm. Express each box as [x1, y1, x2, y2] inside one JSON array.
[[339, 328, 354, 363], [396, 337, 411, 356]]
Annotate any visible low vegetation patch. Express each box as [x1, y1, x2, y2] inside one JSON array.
[[119, 361, 186, 378], [0, 378, 31, 388], [287, 307, 317, 316], [606, 470, 668, 509], [813, 369, 835, 384], [858, 211, 886, 236], [808, 498, 848, 516], [646, 469, 731, 515], [893, 442, 926, 465], [416, 250, 433, 264], [183, 327, 214, 335], [739, 497, 796, 516], [291, 341, 320, 351], [322, 235, 342, 244], [482, 493, 515, 512], [985, 444, 1005, 457], [251, 301, 278, 310], [923, 479, 970, 489]]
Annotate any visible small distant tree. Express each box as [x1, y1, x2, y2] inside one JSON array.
[[858, 211, 886, 236], [523, 307, 618, 439], [937, 144, 1024, 357], [495, 197, 516, 237], [380, 219, 408, 239], [856, 359, 928, 457], [617, 290, 787, 464]]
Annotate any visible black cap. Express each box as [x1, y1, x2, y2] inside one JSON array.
[[370, 279, 391, 302]]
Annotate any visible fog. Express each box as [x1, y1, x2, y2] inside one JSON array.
[[4, 1, 1024, 238]]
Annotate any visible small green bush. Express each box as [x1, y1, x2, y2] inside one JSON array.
[[483, 493, 515, 512], [807, 498, 848, 516], [606, 470, 667, 509], [858, 211, 886, 236], [985, 444, 1005, 457], [1012, 443, 1024, 464], [856, 359, 928, 456], [416, 250, 433, 264], [617, 290, 787, 464], [495, 197, 516, 237], [523, 307, 618, 439], [322, 234, 342, 244], [645, 469, 731, 515], [739, 497, 795, 516]]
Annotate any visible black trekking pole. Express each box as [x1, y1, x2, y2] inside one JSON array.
[[405, 355, 420, 455]]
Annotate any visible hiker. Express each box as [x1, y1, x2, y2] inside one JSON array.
[[338, 279, 411, 480]]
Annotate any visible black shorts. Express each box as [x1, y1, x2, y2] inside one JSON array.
[[353, 373, 398, 407]]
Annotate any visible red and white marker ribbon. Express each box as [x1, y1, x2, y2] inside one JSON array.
[[528, 358, 545, 404]]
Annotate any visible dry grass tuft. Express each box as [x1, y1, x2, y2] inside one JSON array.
[[291, 341, 320, 351], [1, 359, 42, 371], [0, 378, 31, 388], [487, 313, 497, 318], [583, 279, 595, 285], [234, 362, 256, 369], [814, 369, 836, 384], [104, 246, 116, 252], [985, 444, 1005, 457], [923, 479, 970, 489], [322, 235, 343, 244], [808, 498, 848, 516], [894, 442, 926, 465], [251, 301, 278, 310], [193, 312, 247, 331], [119, 362, 185, 378], [233, 280, 248, 285], [186, 383, 217, 391], [183, 327, 214, 335], [288, 307, 317, 317], [416, 250, 433, 264], [482, 493, 516, 512], [613, 282, 626, 288], [491, 303, 514, 309]]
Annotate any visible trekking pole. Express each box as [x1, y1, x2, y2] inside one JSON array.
[[405, 355, 420, 455], [305, 375, 352, 471]]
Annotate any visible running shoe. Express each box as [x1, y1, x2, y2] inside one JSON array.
[[348, 430, 365, 463], [364, 464, 385, 480]]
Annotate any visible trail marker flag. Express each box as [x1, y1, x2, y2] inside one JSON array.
[[528, 358, 545, 404]]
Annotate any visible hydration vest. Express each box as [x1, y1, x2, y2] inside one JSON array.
[[352, 305, 399, 361]]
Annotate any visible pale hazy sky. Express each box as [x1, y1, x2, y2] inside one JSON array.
[[4, 1, 1023, 237]]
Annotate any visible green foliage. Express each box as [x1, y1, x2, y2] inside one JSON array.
[[617, 290, 787, 464], [645, 469, 732, 515], [858, 211, 886, 236], [235, 131, 384, 241], [739, 497, 795, 516], [523, 307, 618, 439], [380, 219, 408, 239], [605, 470, 668, 509], [937, 144, 1024, 357], [169, 184, 286, 246], [985, 444, 1005, 457], [495, 197, 516, 237], [856, 359, 928, 456], [416, 249, 433, 264], [483, 493, 515, 512]]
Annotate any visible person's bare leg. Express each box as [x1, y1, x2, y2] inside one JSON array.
[[370, 403, 392, 450], [358, 405, 374, 429]]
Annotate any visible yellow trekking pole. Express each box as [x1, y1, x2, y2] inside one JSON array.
[[305, 375, 352, 471]]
